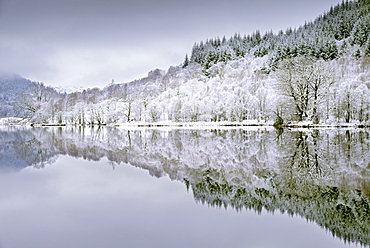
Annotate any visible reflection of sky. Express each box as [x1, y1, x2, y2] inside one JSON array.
[[0, 156, 357, 248]]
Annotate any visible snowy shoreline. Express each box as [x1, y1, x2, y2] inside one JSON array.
[[28, 123, 370, 129], [114, 121, 370, 129], [2, 118, 370, 129]]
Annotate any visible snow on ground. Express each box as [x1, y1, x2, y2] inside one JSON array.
[[0, 118, 24, 126]]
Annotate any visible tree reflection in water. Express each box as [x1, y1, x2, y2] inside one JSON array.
[[2, 126, 370, 246]]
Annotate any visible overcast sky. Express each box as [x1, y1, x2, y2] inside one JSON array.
[[0, 0, 342, 89]]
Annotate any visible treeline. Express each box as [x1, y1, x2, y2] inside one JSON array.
[[14, 68, 168, 125], [14, 56, 370, 125], [189, 0, 370, 72]]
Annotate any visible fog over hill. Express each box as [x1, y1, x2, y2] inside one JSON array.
[[0, 73, 33, 117]]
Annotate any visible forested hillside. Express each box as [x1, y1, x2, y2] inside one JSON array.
[[12, 0, 370, 126], [190, 0, 370, 71]]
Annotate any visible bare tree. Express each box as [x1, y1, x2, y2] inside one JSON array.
[[308, 60, 336, 123], [14, 82, 58, 118], [275, 57, 336, 123], [275, 57, 313, 121]]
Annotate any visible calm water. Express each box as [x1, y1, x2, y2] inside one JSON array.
[[0, 126, 369, 248]]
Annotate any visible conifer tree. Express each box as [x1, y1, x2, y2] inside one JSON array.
[[183, 54, 189, 68]]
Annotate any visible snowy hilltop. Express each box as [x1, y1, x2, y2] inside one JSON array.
[[5, 0, 370, 126]]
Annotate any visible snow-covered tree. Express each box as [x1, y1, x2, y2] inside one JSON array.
[[14, 82, 58, 118]]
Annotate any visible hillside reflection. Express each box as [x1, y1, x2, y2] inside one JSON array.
[[2, 126, 370, 246]]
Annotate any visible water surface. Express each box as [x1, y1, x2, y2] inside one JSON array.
[[0, 126, 368, 248]]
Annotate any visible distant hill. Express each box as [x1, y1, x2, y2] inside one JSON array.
[[0, 73, 33, 117]]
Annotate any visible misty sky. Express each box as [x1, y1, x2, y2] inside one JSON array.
[[0, 0, 342, 89]]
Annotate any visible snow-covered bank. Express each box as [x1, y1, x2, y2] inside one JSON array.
[[113, 120, 272, 128], [6, 121, 370, 130], [4, 118, 370, 130], [114, 120, 370, 129], [0, 117, 24, 126], [280, 121, 370, 129]]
